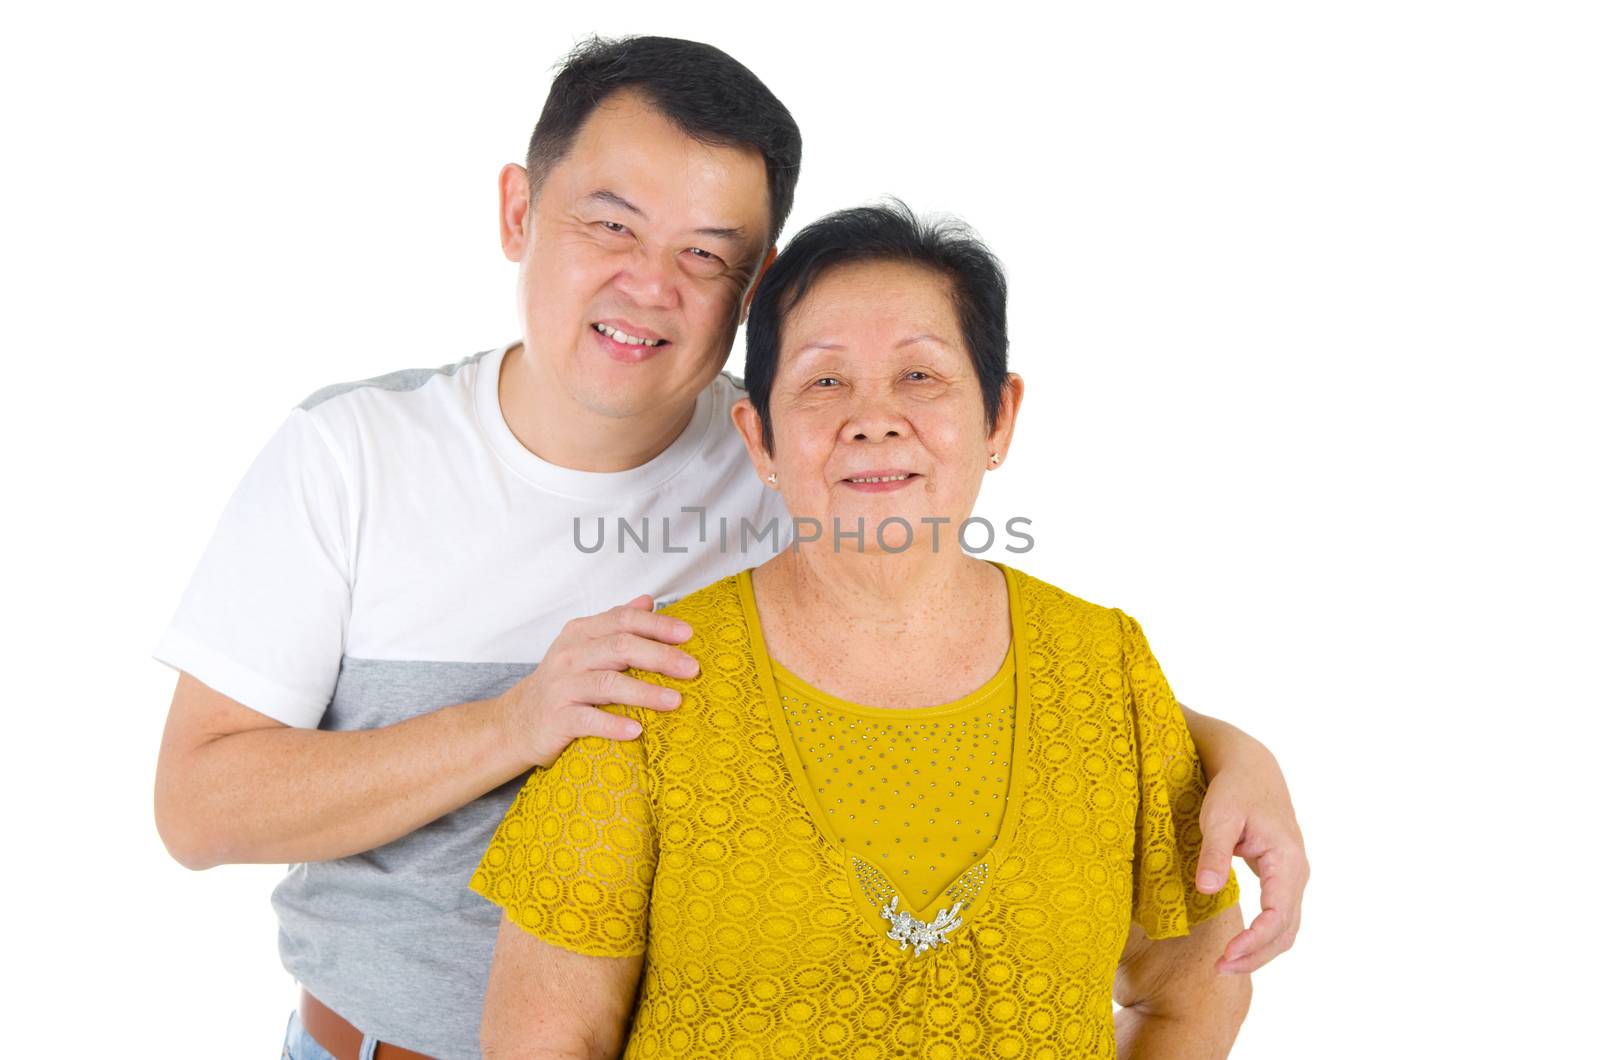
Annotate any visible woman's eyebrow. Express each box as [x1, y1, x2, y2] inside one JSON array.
[[791, 334, 954, 358], [794, 341, 846, 356], [897, 333, 954, 349]]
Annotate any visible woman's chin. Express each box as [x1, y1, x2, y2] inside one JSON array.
[[791, 509, 975, 557]]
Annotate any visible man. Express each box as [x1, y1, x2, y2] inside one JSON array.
[[154, 36, 1306, 1059]]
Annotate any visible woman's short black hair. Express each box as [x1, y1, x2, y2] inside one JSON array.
[[743, 200, 1009, 454], [526, 36, 803, 243]]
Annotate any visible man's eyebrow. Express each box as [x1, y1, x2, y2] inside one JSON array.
[[585, 189, 747, 244], [585, 189, 645, 217], [693, 223, 747, 242]]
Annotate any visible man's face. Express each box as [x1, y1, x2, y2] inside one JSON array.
[[504, 90, 773, 422]]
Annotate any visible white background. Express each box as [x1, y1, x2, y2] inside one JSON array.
[[4, 1, 1595, 1056]]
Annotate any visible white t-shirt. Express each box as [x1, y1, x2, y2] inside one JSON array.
[[155, 341, 790, 1058]]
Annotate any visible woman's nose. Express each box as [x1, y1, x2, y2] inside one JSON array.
[[845, 393, 910, 442]]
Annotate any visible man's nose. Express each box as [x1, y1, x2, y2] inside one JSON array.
[[612, 245, 679, 309]]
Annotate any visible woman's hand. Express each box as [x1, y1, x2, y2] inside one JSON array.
[[1180, 705, 1310, 975]]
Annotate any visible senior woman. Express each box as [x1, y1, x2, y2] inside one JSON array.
[[471, 203, 1252, 1059]]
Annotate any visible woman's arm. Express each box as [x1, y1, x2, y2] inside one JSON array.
[[1115, 907, 1252, 1059], [481, 913, 642, 1060], [1179, 703, 1310, 973]]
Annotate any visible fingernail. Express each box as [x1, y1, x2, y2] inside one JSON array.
[[672, 620, 692, 639], [664, 690, 682, 707], [1197, 871, 1222, 891], [624, 721, 642, 738]]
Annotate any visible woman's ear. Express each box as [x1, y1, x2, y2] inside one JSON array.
[[730, 397, 775, 483], [986, 373, 1025, 465]]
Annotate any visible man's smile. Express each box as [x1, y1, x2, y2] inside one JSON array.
[[592, 321, 668, 347], [591, 319, 671, 364]]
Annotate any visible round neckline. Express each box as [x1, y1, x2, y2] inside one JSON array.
[[769, 641, 1015, 721], [738, 562, 1033, 939], [474, 340, 717, 499]]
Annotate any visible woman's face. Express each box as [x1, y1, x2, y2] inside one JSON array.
[[736, 259, 1020, 555]]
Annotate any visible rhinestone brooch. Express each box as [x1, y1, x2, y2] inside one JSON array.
[[880, 896, 964, 957]]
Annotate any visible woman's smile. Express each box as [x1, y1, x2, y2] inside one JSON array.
[[839, 469, 921, 492]]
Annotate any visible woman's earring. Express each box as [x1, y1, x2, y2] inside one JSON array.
[[767, 472, 778, 486], [988, 454, 1000, 466]]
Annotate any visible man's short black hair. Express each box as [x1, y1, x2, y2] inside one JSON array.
[[743, 200, 1010, 454], [526, 36, 802, 244]]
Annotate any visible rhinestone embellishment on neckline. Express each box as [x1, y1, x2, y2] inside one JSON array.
[[852, 856, 990, 957], [881, 896, 963, 957]]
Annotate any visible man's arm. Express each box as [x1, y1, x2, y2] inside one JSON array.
[[1115, 907, 1251, 1059], [1178, 703, 1309, 973], [153, 597, 697, 869], [480, 914, 641, 1060]]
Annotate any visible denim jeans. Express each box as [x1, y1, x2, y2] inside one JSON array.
[[281, 1007, 379, 1060]]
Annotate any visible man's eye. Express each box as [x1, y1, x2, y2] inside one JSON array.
[[685, 247, 724, 266], [813, 377, 841, 388], [906, 370, 930, 381], [599, 221, 629, 234]]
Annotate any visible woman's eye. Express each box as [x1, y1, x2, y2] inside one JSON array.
[[813, 377, 841, 388]]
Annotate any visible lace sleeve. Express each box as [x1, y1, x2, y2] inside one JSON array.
[[469, 704, 657, 957], [1118, 610, 1240, 939]]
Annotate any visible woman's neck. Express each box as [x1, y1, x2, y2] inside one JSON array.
[[751, 546, 1010, 709], [760, 547, 982, 633]]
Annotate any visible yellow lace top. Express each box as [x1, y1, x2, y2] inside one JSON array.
[[773, 646, 1016, 905], [470, 564, 1238, 1060]]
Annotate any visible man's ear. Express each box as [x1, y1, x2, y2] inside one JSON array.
[[730, 396, 774, 479], [499, 164, 532, 262], [739, 246, 779, 325]]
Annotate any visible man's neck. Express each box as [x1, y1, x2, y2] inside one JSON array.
[[497, 342, 699, 473]]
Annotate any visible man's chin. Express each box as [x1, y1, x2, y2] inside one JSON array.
[[573, 381, 693, 424]]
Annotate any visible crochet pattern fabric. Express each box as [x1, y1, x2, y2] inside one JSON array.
[[470, 563, 1238, 1059]]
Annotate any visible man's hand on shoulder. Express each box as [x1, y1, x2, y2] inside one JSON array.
[[150, 597, 702, 870], [494, 594, 701, 769], [1185, 711, 1309, 975]]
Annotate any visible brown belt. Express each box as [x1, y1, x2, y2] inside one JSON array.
[[299, 989, 436, 1060]]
